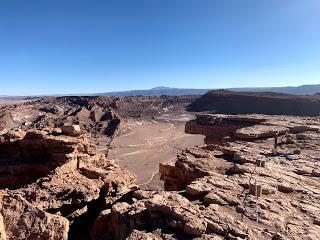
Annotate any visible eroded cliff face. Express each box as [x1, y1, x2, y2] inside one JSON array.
[[0, 96, 196, 136], [187, 90, 320, 116], [186, 114, 319, 144], [0, 126, 136, 240], [0, 193, 69, 240], [157, 114, 320, 239], [88, 114, 320, 240]]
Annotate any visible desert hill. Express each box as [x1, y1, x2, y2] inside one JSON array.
[[230, 83, 320, 95], [99, 86, 209, 97], [188, 90, 320, 116]]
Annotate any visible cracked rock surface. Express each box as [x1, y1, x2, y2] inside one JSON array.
[[92, 114, 320, 240]]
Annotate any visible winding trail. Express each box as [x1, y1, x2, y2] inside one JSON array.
[[139, 170, 159, 187], [139, 157, 176, 187]]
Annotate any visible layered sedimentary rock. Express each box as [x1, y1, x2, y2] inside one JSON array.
[[91, 190, 253, 240], [186, 113, 319, 143], [0, 126, 136, 239], [89, 114, 320, 240], [158, 114, 320, 239], [0, 193, 69, 240], [0, 95, 197, 137]]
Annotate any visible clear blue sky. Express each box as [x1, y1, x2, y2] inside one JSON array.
[[0, 0, 320, 95]]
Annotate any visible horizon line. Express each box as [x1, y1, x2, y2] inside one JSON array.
[[1, 83, 320, 97]]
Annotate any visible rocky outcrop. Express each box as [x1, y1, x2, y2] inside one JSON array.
[[0, 127, 136, 239], [91, 191, 253, 240], [159, 149, 232, 190], [186, 114, 319, 143], [0, 192, 69, 240], [0, 127, 94, 189], [60, 125, 81, 136], [235, 124, 289, 140], [157, 114, 320, 240], [185, 114, 265, 143], [91, 114, 320, 239]]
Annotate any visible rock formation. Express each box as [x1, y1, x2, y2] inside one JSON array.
[[0, 126, 135, 240], [0, 96, 197, 137], [187, 90, 320, 116], [186, 113, 319, 143], [91, 114, 320, 239], [158, 114, 320, 239], [0, 193, 69, 240], [0, 96, 319, 240]]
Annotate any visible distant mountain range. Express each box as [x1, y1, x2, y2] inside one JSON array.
[[99, 86, 210, 96], [229, 84, 320, 95], [1, 84, 320, 98], [99, 84, 320, 97]]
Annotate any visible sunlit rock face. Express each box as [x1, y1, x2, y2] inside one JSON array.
[[0, 127, 136, 240]]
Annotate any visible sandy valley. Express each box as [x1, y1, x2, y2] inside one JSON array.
[[109, 114, 205, 190]]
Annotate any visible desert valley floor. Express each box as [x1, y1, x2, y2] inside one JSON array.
[[108, 115, 204, 189]]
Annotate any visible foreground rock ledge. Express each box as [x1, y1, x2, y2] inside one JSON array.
[[157, 114, 320, 240], [0, 127, 136, 240], [0, 193, 69, 240]]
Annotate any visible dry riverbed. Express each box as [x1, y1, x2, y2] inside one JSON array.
[[108, 114, 204, 190]]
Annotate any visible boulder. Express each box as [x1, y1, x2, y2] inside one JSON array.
[[61, 125, 81, 136], [0, 129, 26, 143]]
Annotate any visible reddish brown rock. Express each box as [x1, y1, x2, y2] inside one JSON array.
[[186, 113, 319, 143], [61, 125, 81, 136], [235, 124, 289, 140], [156, 114, 320, 240], [0, 192, 69, 240], [0, 128, 136, 239]]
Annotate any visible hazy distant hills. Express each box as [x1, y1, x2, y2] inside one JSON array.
[[99, 86, 209, 96], [1, 84, 320, 98], [229, 84, 320, 95], [99, 84, 320, 97]]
